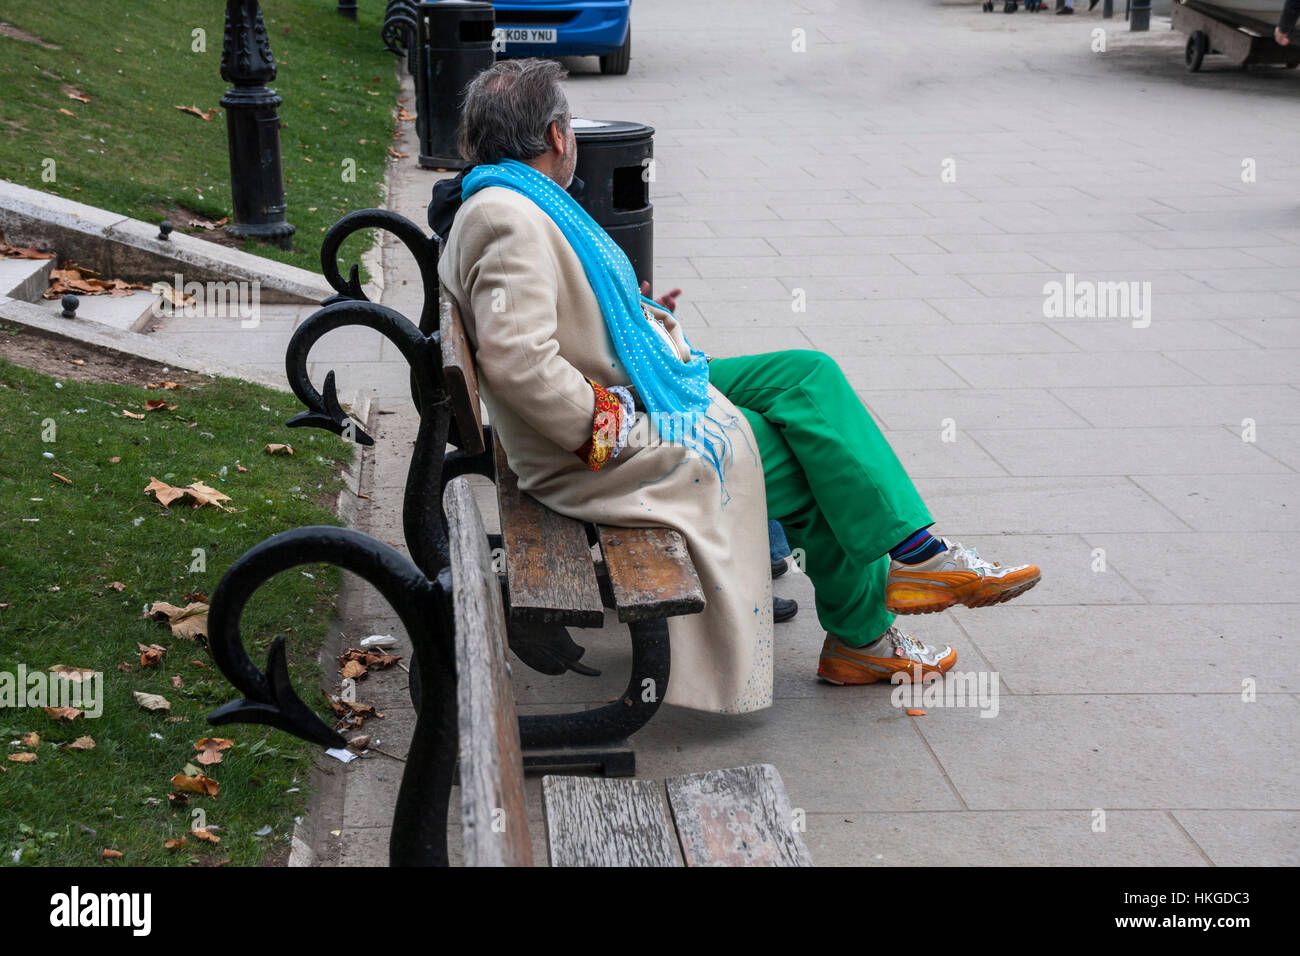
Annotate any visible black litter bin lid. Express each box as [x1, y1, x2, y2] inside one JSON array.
[[571, 118, 655, 144]]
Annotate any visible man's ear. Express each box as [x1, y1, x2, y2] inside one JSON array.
[[547, 119, 566, 155]]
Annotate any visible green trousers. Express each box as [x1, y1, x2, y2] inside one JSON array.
[[708, 350, 933, 647]]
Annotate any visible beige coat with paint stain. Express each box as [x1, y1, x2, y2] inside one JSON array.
[[438, 186, 773, 713]]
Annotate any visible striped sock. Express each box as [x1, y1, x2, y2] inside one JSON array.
[[889, 529, 946, 564]]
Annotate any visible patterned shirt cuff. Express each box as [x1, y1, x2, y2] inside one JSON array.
[[573, 379, 633, 471]]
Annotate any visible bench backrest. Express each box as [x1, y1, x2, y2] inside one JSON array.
[[439, 286, 486, 455], [443, 475, 533, 866]]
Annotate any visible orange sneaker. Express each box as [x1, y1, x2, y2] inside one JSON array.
[[817, 626, 957, 686], [886, 539, 1040, 615]]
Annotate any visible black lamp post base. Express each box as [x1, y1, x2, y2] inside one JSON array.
[[225, 221, 296, 250], [221, 1, 295, 251]]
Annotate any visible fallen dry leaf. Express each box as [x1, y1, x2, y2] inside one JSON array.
[[106, 581, 125, 591], [57, 107, 76, 117], [397, 107, 416, 122], [194, 737, 233, 766], [171, 675, 184, 689], [121, 410, 146, 420], [66, 736, 96, 751], [183, 592, 208, 603], [340, 660, 366, 681], [49, 665, 98, 682], [171, 773, 219, 797], [164, 837, 188, 851], [906, 709, 927, 717], [50, 472, 72, 484], [236, 464, 248, 473], [144, 601, 209, 640], [116, 662, 132, 673], [109, 456, 121, 463], [43, 263, 148, 298], [387, 146, 409, 159], [138, 643, 167, 668], [0, 241, 55, 260], [145, 381, 182, 390], [264, 443, 294, 456], [175, 104, 217, 121], [44, 706, 83, 721], [190, 827, 220, 844], [144, 398, 177, 412], [151, 282, 195, 308], [21, 732, 39, 748], [143, 478, 232, 512], [187, 481, 232, 510], [132, 691, 171, 713], [101, 849, 122, 860], [186, 217, 228, 231], [339, 648, 402, 671], [167, 792, 189, 807], [7, 753, 37, 763], [66, 91, 90, 103]]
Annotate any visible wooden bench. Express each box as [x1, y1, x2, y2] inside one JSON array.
[[445, 476, 813, 867], [438, 282, 707, 775]]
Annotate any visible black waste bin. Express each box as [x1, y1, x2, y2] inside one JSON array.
[[572, 119, 655, 291], [416, 1, 495, 169]]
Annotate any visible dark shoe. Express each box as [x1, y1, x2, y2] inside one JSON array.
[[771, 558, 789, 579], [1057, 6, 1074, 12], [774, 596, 799, 623], [507, 620, 600, 677], [1088, 0, 1100, 8]]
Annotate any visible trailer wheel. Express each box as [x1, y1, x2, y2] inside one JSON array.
[[1185, 32, 1208, 73]]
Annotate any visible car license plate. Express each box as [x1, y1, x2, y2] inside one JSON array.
[[499, 27, 556, 44]]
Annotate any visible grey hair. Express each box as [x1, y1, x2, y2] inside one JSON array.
[[458, 59, 570, 165]]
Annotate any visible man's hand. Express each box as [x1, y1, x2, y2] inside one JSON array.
[[1277, 26, 1291, 45], [639, 281, 683, 314]]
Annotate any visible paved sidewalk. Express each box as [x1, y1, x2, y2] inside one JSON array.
[[159, 0, 1299, 866]]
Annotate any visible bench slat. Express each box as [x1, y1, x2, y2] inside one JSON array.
[[542, 776, 681, 867], [438, 288, 485, 455], [666, 764, 814, 867], [596, 526, 705, 624], [493, 437, 605, 627], [444, 477, 533, 867]]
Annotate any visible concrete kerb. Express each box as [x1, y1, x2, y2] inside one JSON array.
[[0, 180, 332, 304]]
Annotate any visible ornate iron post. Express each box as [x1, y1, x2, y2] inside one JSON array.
[[220, 0, 295, 249], [338, 1, 358, 17]]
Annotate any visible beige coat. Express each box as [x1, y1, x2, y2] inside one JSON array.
[[438, 186, 773, 713]]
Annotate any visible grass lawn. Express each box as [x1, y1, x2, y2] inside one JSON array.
[[0, 351, 355, 866], [0, 0, 396, 272]]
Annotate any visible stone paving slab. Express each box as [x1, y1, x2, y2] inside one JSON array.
[[125, 0, 1300, 866]]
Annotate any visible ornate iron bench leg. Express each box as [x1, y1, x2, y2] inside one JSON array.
[[206, 527, 458, 867], [518, 617, 670, 776]]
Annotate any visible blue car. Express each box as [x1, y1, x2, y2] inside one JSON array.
[[492, 1, 632, 75]]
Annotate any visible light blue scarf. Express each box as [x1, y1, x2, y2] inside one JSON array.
[[463, 158, 731, 487]]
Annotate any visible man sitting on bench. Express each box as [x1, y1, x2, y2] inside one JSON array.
[[432, 58, 1040, 711]]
